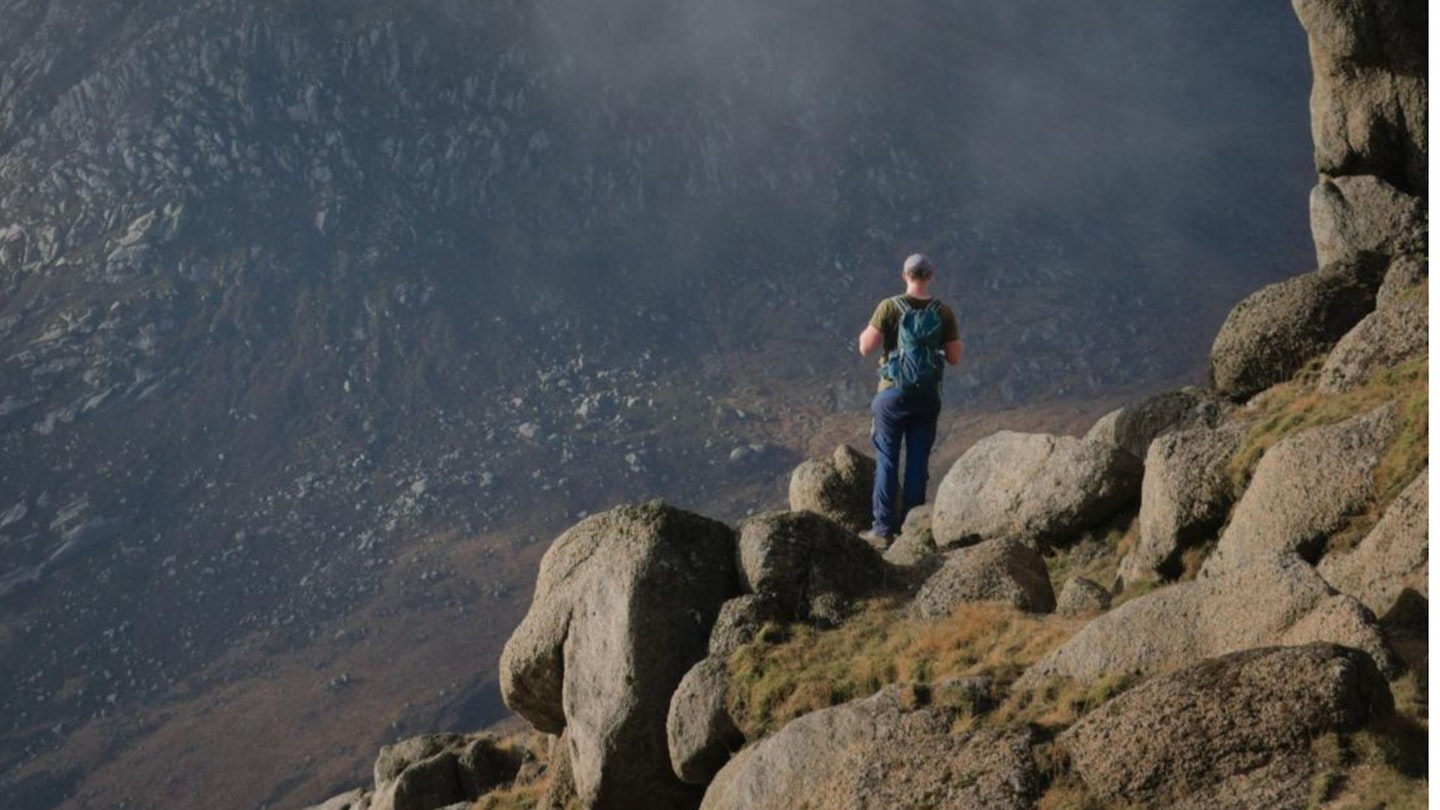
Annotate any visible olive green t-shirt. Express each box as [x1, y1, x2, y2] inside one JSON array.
[[870, 295, 960, 392]]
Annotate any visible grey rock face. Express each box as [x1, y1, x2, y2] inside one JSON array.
[[1202, 404, 1397, 578], [539, 732, 578, 810], [1319, 468, 1428, 620], [883, 504, 939, 568], [1059, 644, 1393, 808], [667, 656, 744, 785], [1309, 175, 1426, 266], [1318, 279, 1427, 393], [1208, 255, 1388, 399], [910, 538, 1055, 620], [1055, 576, 1111, 616], [1293, 0, 1428, 195], [699, 688, 1040, 810], [378, 752, 464, 810], [499, 502, 737, 810], [1019, 555, 1396, 689], [368, 733, 524, 810], [737, 510, 887, 623], [1109, 388, 1232, 461], [1119, 423, 1245, 584], [707, 595, 782, 659], [931, 425, 1141, 550], [1376, 253, 1428, 309], [787, 445, 875, 533]]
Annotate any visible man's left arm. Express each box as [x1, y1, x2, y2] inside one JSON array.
[[944, 338, 963, 366]]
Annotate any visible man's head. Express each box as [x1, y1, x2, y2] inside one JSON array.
[[902, 253, 934, 283]]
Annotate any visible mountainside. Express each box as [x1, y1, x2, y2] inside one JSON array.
[[0, 2, 1321, 808], [302, 0, 1427, 807]]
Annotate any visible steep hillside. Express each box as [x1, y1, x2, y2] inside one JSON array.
[[0, 1, 1319, 807], [299, 0, 1427, 807]]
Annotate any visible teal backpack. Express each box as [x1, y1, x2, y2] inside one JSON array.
[[882, 297, 945, 395]]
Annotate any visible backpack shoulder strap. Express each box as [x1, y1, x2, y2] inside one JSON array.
[[891, 295, 912, 314]]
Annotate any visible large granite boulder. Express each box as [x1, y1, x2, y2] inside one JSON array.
[[1018, 554, 1396, 689], [1309, 174, 1426, 267], [1202, 404, 1397, 578], [1118, 423, 1245, 584], [1055, 576, 1111, 616], [930, 423, 1141, 550], [699, 688, 1041, 810], [737, 510, 887, 624], [1318, 279, 1427, 393], [788, 445, 875, 533], [667, 656, 744, 785], [1375, 252, 1427, 309], [498, 502, 738, 810], [910, 538, 1055, 620], [1208, 254, 1388, 400], [1292, 0, 1427, 195], [1319, 467, 1428, 621], [1109, 388, 1232, 461], [707, 594, 782, 660], [1058, 644, 1393, 809]]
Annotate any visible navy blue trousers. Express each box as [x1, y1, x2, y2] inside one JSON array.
[[870, 388, 941, 536]]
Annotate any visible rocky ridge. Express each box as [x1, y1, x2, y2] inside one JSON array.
[[309, 1, 1428, 806]]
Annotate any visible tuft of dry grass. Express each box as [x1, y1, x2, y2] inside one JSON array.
[[1225, 356, 1427, 498], [725, 600, 1085, 739]]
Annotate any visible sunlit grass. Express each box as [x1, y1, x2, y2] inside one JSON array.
[[725, 599, 1084, 739]]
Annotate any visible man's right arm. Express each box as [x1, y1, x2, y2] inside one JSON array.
[[858, 326, 884, 357]]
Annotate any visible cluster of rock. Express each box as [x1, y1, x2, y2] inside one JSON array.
[[310, 1, 1427, 808], [304, 733, 533, 810]]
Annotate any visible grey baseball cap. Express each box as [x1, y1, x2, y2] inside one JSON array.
[[903, 253, 934, 278]]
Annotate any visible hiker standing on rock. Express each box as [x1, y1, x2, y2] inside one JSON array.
[[857, 253, 962, 545]]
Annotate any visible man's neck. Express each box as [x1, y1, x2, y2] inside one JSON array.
[[904, 283, 931, 299]]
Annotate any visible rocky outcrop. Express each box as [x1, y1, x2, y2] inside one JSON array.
[[1309, 174, 1426, 266], [1058, 644, 1393, 809], [930, 423, 1141, 550], [787, 445, 875, 533], [1055, 576, 1111, 616], [1019, 555, 1396, 689], [667, 657, 744, 785], [1319, 467, 1428, 621], [1202, 405, 1397, 577], [910, 538, 1055, 619], [1119, 423, 1245, 583], [1318, 278, 1427, 392], [1293, 0, 1428, 195], [303, 734, 527, 810], [737, 510, 887, 625], [499, 502, 738, 810], [1109, 388, 1232, 461], [881, 505, 940, 568], [699, 688, 1041, 810], [1376, 252, 1428, 308], [707, 595, 782, 660], [1208, 254, 1388, 399]]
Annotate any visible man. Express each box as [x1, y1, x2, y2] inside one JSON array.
[[857, 253, 962, 544]]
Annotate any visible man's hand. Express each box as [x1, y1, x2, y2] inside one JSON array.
[[858, 325, 884, 357]]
